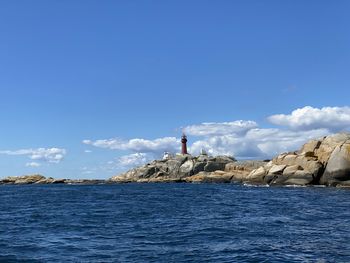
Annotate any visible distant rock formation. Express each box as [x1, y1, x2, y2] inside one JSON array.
[[0, 174, 107, 185], [111, 133, 350, 187]]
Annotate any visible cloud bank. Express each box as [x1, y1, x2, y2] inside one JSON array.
[[0, 148, 66, 165], [114, 153, 153, 168], [268, 106, 350, 131], [83, 137, 179, 154], [84, 106, 349, 170], [189, 128, 329, 158], [26, 162, 41, 167], [183, 120, 258, 136]]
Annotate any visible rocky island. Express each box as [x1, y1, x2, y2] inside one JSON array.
[[1, 133, 350, 188], [111, 133, 350, 187]]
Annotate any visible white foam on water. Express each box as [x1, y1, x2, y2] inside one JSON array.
[[284, 184, 307, 188], [243, 183, 270, 188]]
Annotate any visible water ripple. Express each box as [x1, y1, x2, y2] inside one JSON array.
[[0, 184, 349, 262]]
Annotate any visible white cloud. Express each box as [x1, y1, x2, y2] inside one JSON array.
[[0, 148, 66, 164], [83, 137, 179, 154], [246, 128, 329, 157], [268, 106, 350, 131], [189, 128, 330, 159], [84, 150, 92, 153], [82, 170, 94, 175], [80, 166, 96, 175], [116, 153, 152, 167], [183, 120, 258, 136], [26, 162, 41, 167], [96, 153, 153, 174], [190, 135, 262, 158]]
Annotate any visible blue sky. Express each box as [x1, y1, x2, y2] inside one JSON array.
[[0, 0, 349, 179]]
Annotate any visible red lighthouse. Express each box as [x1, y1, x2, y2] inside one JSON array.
[[181, 134, 188, 155]]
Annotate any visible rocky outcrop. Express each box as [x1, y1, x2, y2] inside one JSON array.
[[0, 175, 107, 185], [184, 171, 235, 183], [110, 133, 350, 187], [183, 160, 268, 183], [0, 174, 46, 184], [110, 154, 237, 183], [224, 161, 269, 183], [248, 133, 350, 187]]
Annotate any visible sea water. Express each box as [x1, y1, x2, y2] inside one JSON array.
[[0, 183, 349, 262]]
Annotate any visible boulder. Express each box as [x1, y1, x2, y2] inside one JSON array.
[[165, 159, 182, 175], [268, 164, 287, 174], [284, 178, 311, 186], [222, 161, 266, 182], [271, 170, 313, 186], [300, 140, 321, 154], [321, 143, 350, 185], [179, 160, 194, 177], [204, 161, 226, 172], [225, 161, 267, 173], [174, 155, 188, 165], [52, 179, 66, 184], [264, 174, 278, 184], [335, 180, 350, 188], [283, 165, 303, 175], [246, 166, 266, 183], [185, 171, 234, 183], [282, 154, 298, 166], [248, 166, 266, 177], [272, 153, 289, 165], [314, 133, 350, 164], [213, 156, 236, 163], [193, 162, 207, 174]]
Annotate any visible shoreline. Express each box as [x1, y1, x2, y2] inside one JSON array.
[[1, 175, 349, 188]]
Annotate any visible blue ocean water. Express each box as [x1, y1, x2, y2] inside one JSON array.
[[0, 184, 349, 263]]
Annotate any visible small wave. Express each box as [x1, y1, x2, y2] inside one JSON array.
[[243, 183, 269, 188]]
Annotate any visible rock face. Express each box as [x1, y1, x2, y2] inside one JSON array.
[[248, 133, 350, 187], [184, 171, 234, 183], [110, 154, 237, 183], [321, 143, 350, 185]]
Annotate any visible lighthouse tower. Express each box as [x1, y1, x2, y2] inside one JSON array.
[[181, 134, 188, 155]]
